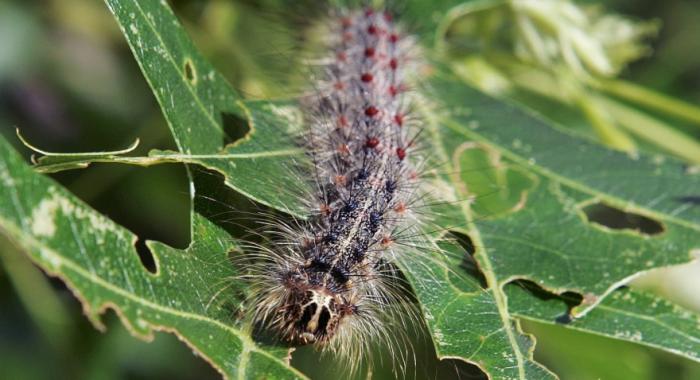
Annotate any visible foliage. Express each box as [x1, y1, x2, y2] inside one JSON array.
[[1, 0, 699, 379]]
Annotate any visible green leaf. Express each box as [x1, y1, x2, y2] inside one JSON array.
[[403, 72, 700, 377], [13, 0, 700, 379], [103, 0, 306, 216], [404, 239, 558, 378], [104, 0, 234, 154], [0, 136, 304, 379], [508, 285, 700, 363], [431, 73, 700, 302]]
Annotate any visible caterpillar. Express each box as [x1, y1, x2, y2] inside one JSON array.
[[245, 6, 427, 371]]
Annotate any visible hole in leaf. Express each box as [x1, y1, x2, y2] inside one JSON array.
[[437, 358, 488, 380], [183, 58, 196, 84], [454, 231, 476, 255], [453, 143, 538, 218], [221, 112, 251, 146], [506, 280, 582, 324], [135, 238, 157, 274], [452, 232, 487, 289], [582, 202, 664, 235]]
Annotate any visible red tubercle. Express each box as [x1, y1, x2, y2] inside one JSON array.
[[336, 51, 347, 62], [396, 147, 406, 161], [367, 24, 377, 35], [389, 58, 398, 70], [319, 203, 332, 216], [394, 202, 407, 214], [343, 32, 353, 42], [388, 86, 396, 97], [364, 47, 376, 58], [365, 106, 379, 117], [334, 81, 345, 91], [364, 8, 375, 17], [341, 17, 352, 29], [383, 11, 393, 22], [300, 236, 315, 249], [380, 235, 394, 247], [360, 73, 373, 83], [365, 137, 380, 149], [389, 83, 410, 98], [338, 115, 348, 127], [334, 174, 347, 187], [394, 113, 404, 126], [337, 144, 350, 155], [389, 33, 399, 43]]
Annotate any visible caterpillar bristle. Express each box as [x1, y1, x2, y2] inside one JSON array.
[[241, 5, 429, 375]]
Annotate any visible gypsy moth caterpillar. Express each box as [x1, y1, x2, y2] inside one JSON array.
[[244, 6, 429, 374]]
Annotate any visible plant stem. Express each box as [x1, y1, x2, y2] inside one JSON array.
[[595, 79, 700, 128], [600, 97, 700, 164], [576, 95, 637, 153]]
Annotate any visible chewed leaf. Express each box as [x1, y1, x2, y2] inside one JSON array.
[[145, 100, 309, 217], [105, 0, 239, 154], [402, 238, 557, 378], [508, 284, 700, 363], [0, 136, 305, 379], [9, 0, 696, 378], [451, 142, 538, 217], [431, 73, 699, 311], [17, 128, 141, 173]]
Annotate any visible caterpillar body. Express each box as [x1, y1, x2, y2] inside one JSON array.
[[248, 6, 426, 368]]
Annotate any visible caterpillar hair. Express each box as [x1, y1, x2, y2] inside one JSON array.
[[242, 5, 429, 373]]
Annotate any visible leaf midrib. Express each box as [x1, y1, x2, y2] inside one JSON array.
[[419, 98, 532, 379]]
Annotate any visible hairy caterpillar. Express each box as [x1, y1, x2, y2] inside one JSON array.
[[245, 6, 427, 370]]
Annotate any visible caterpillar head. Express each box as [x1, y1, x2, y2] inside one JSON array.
[[248, 253, 407, 374], [277, 273, 358, 344]]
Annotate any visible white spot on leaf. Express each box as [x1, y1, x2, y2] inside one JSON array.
[[31, 196, 60, 237]]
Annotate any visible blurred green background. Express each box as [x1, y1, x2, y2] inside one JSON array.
[[0, 1, 699, 379]]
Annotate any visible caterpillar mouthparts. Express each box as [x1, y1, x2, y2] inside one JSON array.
[[248, 6, 424, 363]]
